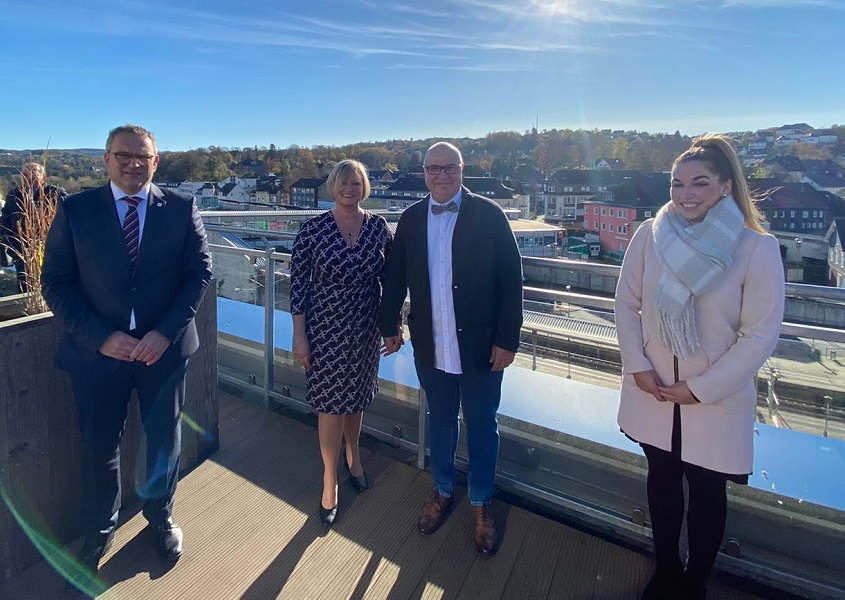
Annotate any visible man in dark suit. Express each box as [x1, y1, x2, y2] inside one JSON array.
[[1, 162, 66, 292], [379, 142, 523, 555], [41, 124, 212, 593]]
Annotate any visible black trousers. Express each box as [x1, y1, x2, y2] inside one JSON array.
[[641, 437, 730, 579], [73, 349, 188, 544]]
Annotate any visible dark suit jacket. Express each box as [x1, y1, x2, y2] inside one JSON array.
[[41, 183, 212, 375], [378, 187, 523, 374]]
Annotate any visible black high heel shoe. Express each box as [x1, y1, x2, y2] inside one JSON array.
[[319, 502, 338, 526], [345, 461, 369, 492]]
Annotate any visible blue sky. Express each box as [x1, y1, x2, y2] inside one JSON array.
[[1, 0, 843, 151]]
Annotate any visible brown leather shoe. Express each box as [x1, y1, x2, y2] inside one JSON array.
[[472, 505, 498, 555], [417, 490, 453, 534]]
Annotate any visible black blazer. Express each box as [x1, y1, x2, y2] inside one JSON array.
[[41, 183, 212, 375], [378, 187, 523, 374]]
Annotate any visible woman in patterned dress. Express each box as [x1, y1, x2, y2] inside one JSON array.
[[290, 159, 393, 526]]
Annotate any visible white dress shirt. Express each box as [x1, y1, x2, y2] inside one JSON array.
[[427, 189, 462, 374], [111, 181, 151, 330]]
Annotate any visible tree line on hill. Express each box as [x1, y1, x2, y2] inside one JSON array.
[[2, 126, 844, 198]]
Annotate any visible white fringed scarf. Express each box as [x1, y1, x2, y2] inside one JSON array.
[[652, 195, 745, 358]]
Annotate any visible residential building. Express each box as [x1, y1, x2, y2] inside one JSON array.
[[751, 181, 831, 234], [582, 173, 666, 255], [368, 174, 521, 212], [543, 169, 635, 225], [765, 155, 805, 182], [801, 174, 845, 201], [290, 177, 328, 208], [593, 157, 625, 170], [825, 218, 845, 287]]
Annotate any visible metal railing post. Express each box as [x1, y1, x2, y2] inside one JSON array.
[[263, 246, 275, 408]]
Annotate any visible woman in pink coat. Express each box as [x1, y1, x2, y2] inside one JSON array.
[[615, 135, 784, 599]]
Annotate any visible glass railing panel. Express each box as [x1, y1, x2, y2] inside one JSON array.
[[206, 226, 845, 592], [209, 243, 271, 391]]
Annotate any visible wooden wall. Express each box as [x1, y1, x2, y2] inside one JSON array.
[[0, 296, 218, 583]]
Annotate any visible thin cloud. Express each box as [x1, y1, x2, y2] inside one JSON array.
[[713, 0, 844, 8]]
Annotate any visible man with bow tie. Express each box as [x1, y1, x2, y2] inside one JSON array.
[[42, 124, 211, 595], [379, 141, 523, 555]]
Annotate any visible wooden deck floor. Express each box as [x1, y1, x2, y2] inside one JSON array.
[[1, 392, 771, 600]]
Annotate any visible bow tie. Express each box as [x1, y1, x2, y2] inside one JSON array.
[[431, 201, 458, 215]]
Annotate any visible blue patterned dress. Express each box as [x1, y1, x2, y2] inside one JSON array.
[[290, 210, 392, 414]]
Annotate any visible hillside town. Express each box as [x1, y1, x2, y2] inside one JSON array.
[[137, 124, 845, 289], [3, 123, 845, 291]]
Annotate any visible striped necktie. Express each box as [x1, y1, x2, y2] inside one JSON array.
[[122, 196, 141, 266]]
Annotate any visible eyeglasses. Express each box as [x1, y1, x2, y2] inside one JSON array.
[[110, 152, 156, 166], [424, 163, 461, 176]]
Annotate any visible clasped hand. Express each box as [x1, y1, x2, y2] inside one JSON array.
[[381, 333, 404, 356], [632, 369, 697, 405], [99, 330, 170, 366]]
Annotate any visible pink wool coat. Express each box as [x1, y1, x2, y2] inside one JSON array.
[[615, 218, 784, 474]]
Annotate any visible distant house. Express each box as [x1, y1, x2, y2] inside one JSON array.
[[803, 159, 845, 179], [825, 218, 845, 287], [219, 180, 251, 205], [812, 129, 839, 145], [290, 177, 328, 209], [368, 174, 523, 213], [747, 140, 768, 154], [800, 174, 845, 201], [368, 169, 395, 184], [543, 169, 636, 224], [593, 157, 625, 170], [774, 135, 799, 149], [583, 173, 666, 254], [776, 123, 813, 138], [251, 180, 283, 205], [369, 173, 429, 210], [765, 155, 805, 182], [750, 182, 831, 234]]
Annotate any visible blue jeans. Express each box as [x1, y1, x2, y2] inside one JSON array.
[[416, 364, 503, 506]]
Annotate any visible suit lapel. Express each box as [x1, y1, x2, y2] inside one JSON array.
[[135, 184, 166, 270], [96, 184, 130, 257]]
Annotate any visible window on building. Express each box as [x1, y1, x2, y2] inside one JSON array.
[[601, 223, 606, 230], [644, 210, 652, 218], [601, 208, 606, 216], [803, 210, 809, 218], [593, 207, 599, 215], [790, 210, 796, 217]]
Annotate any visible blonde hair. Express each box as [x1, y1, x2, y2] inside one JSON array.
[[327, 159, 370, 202], [673, 133, 765, 233]]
